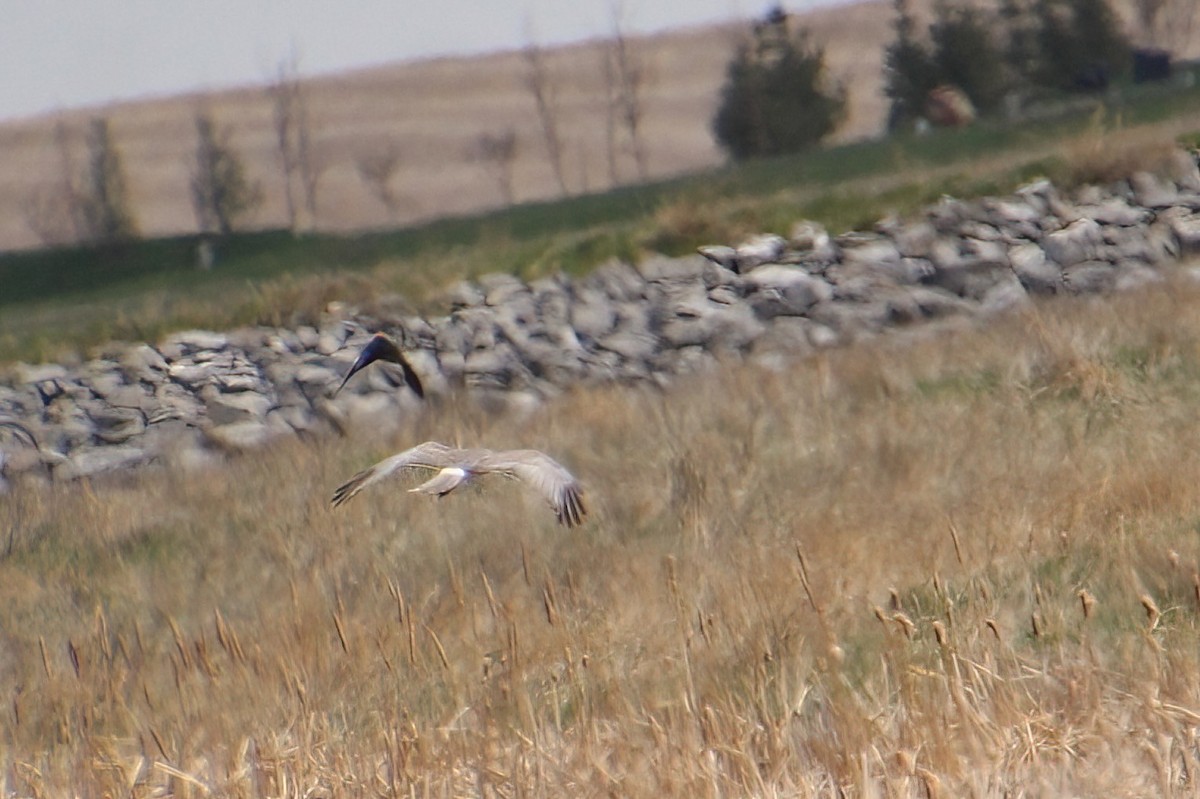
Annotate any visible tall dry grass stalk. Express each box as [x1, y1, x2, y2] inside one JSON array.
[[6, 272, 1200, 795]]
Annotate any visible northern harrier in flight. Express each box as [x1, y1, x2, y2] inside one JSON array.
[[331, 441, 586, 527], [335, 333, 424, 398]]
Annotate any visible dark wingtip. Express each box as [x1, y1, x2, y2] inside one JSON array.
[[400, 359, 425, 399], [558, 486, 587, 528]]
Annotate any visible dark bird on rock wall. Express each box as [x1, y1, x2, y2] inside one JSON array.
[[331, 440, 586, 527], [335, 333, 424, 398]]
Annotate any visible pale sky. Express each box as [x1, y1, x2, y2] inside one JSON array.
[[1, 0, 848, 122]]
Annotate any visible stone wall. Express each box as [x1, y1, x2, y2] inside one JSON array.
[[4, 156, 1200, 490]]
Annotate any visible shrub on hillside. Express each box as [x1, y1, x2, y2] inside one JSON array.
[[712, 7, 846, 160], [885, 0, 1131, 130]]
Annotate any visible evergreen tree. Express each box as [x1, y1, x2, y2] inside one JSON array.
[[883, 0, 941, 130], [712, 9, 845, 160], [930, 3, 1009, 114], [1031, 0, 1130, 90], [999, 0, 1039, 84]]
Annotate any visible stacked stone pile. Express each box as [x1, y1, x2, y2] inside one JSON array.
[[4, 157, 1200, 489]]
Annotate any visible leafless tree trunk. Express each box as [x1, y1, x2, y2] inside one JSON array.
[[601, 43, 622, 187], [269, 53, 325, 233], [470, 129, 519, 205], [77, 117, 138, 244], [609, 6, 650, 182], [22, 121, 83, 246], [190, 111, 262, 236], [354, 140, 404, 220], [522, 40, 569, 197]]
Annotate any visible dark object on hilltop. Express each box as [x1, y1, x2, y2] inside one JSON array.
[[1133, 49, 1172, 84]]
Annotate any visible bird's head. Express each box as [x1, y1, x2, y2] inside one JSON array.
[[335, 333, 424, 398]]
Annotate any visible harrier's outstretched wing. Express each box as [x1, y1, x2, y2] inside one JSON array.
[[330, 441, 587, 527], [330, 441, 452, 507], [479, 449, 587, 527]]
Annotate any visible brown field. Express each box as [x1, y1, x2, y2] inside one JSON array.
[[6, 0, 1193, 254], [0, 0, 1190, 251], [0, 3, 900, 253], [5, 274, 1200, 795]]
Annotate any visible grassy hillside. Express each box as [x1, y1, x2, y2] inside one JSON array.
[[5, 72, 1200, 366], [0, 2, 909, 254], [4, 277, 1200, 794]]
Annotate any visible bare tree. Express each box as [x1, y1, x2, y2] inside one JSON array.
[[354, 140, 404, 219], [600, 42, 622, 186], [608, 5, 650, 182], [190, 111, 262, 236], [268, 52, 324, 233], [77, 117, 138, 244], [470, 129, 519, 205], [22, 121, 82, 246], [522, 38, 569, 197], [21, 188, 73, 247]]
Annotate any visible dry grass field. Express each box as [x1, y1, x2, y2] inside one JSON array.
[[5, 3, 1200, 795], [6, 274, 1200, 795]]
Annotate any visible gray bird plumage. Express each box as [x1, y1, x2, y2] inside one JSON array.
[[331, 441, 586, 527]]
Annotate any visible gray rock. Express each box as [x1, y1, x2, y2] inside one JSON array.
[[840, 238, 903, 274], [205, 421, 275, 452], [743, 265, 834, 318], [1129, 171, 1179, 209], [733, 234, 788, 271], [1168, 212, 1200, 254], [1043, 218, 1102, 267], [751, 317, 817, 357], [979, 276, 1030, 315], [59, 446, 149, 481], [1086, 198, 1150, 227], [585, 259, 645, 302], [697, 245, 737, 271], [120, 344, 169, 378], [443, 280, 485, 309], [639, 253, 708, 283], [1009, 243, 1063, 293], [14, 363, 68, 384], [595, 329, 658, 362], [893, 221, 938, 258], [87, 405, 146, 445], [214, 373, 265, 393], [168, 363, 214, 389], [203, 390, 273, 425], [1063, 261, 1119, 294], [162, 330, 229, 355]]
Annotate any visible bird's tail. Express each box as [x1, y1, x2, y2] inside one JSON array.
[[409, 467, 468, 497]]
